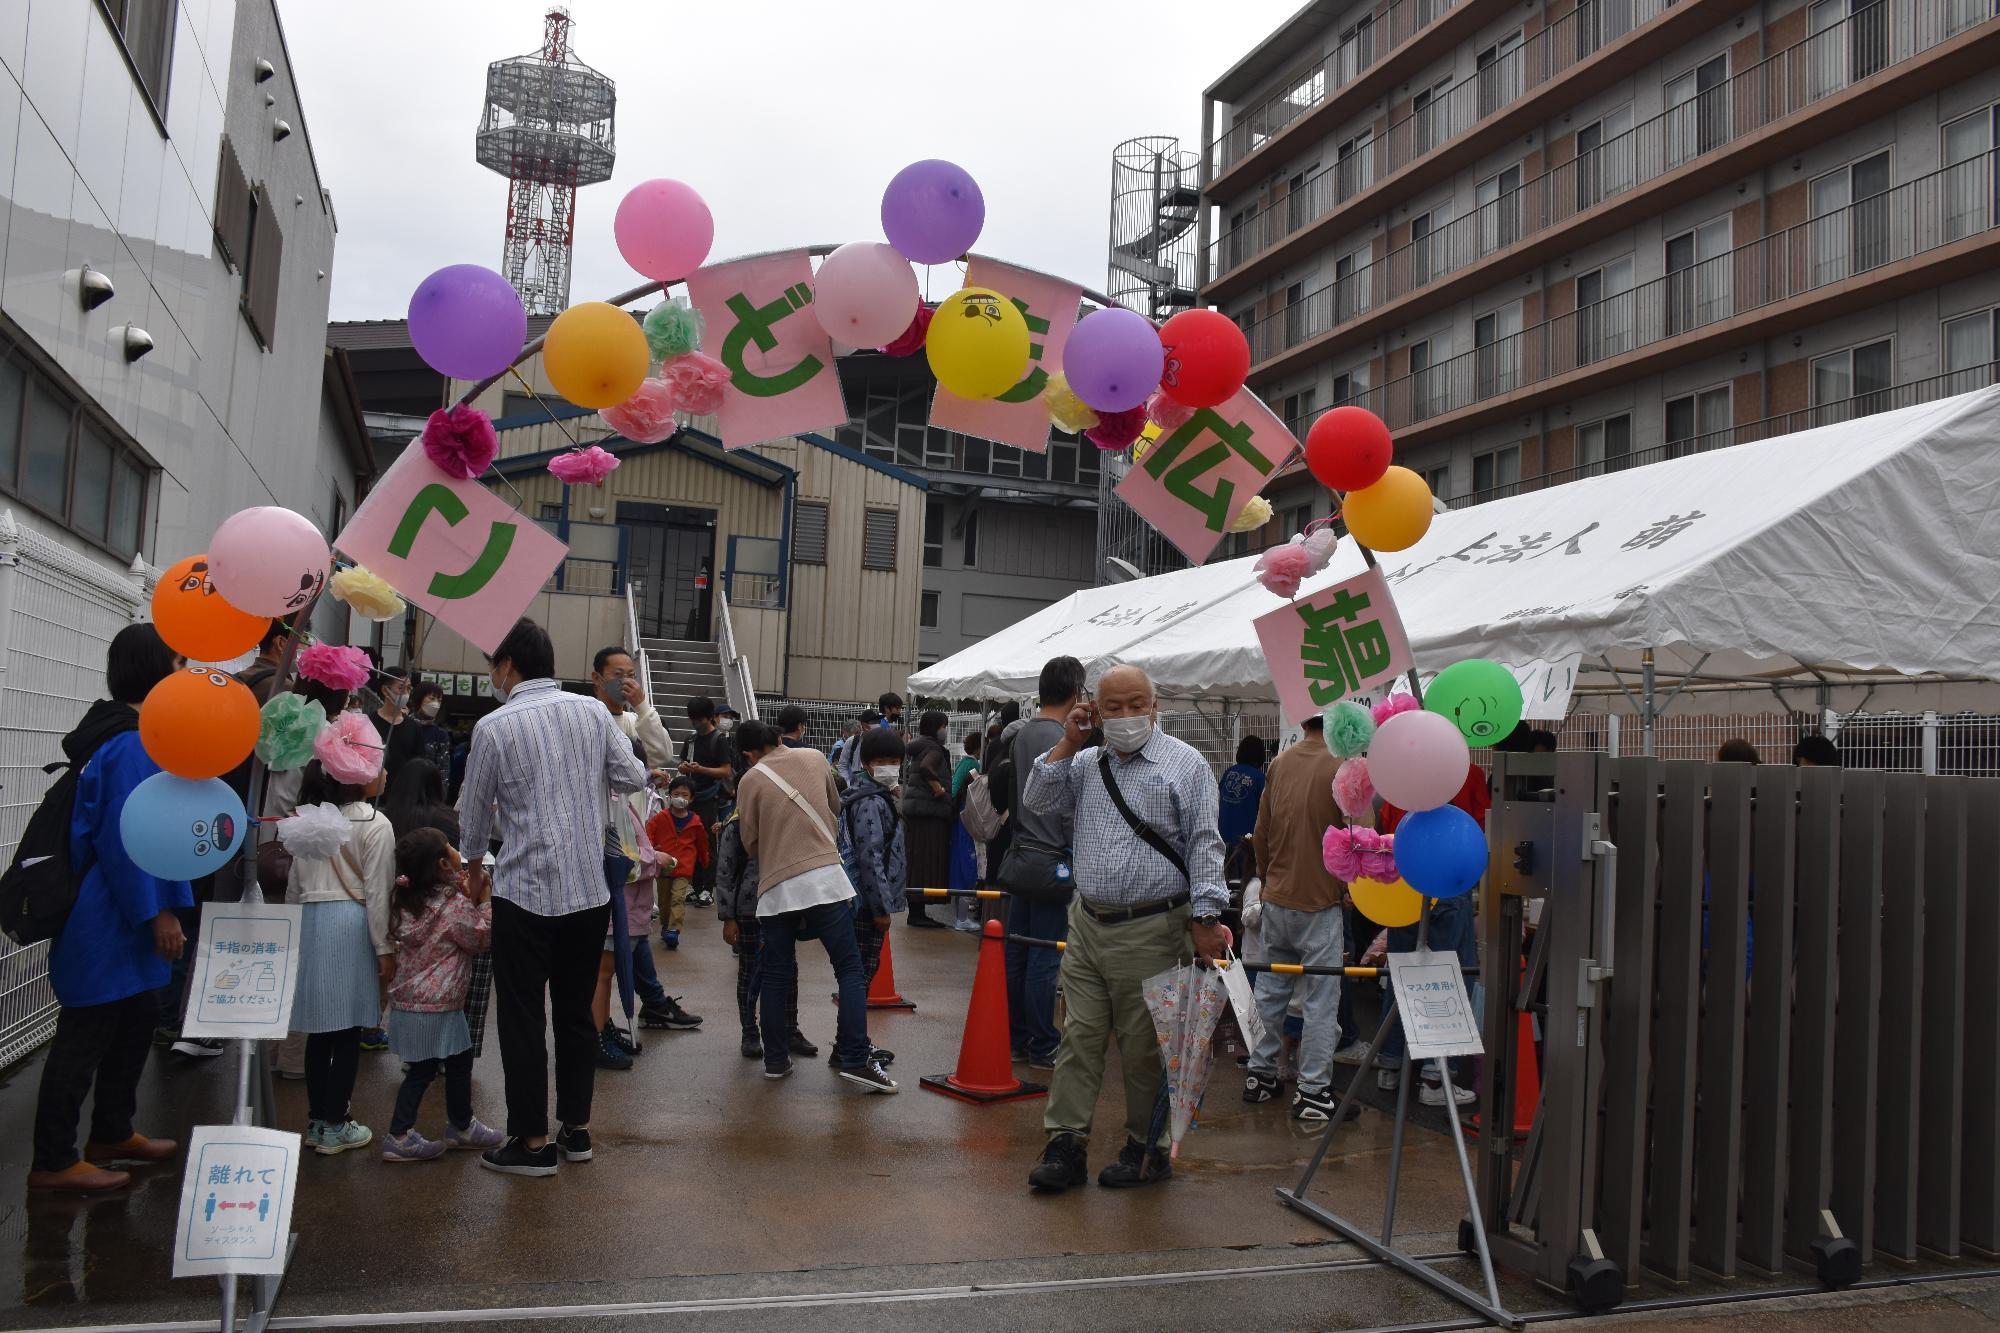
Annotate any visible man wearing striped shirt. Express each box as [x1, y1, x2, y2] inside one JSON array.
[[459, 619, 647, 1177]]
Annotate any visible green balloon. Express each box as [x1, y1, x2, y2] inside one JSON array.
[[1425, 659, 1523, 747]]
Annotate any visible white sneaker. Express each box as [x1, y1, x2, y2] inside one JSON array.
[[1419, 1080, 1477, 1107], [1376, 1067, 1400, 1091], [1332, 1043, 1369, 1066]]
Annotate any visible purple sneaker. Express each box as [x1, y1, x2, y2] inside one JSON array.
[[380, 1129, 445, 1163], [444, 1117, 504, 1151]]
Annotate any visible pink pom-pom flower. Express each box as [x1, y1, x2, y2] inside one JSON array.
[[1085, 405, 1148, 451], [660, 351, 730, 416], [296, 642, 371, 692], [548, 445, 621, 487], [421, 405, 498, 481], [1301, 526, 1341, 572], [1331, 757, 1376, 821], [1146, 389, 1196, 433], [882, 304, 934, 357], [1254, 540, 1313, 598], [599, 378, 679, 444], [1323, 825, 1398, 883], [1372, 692, 1421, 726], [313, 709, 384, 786]]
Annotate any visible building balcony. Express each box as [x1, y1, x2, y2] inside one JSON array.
[[1242, 0, 2000, 379], [1322, 157, 2000, 446], [1203, 0, 1746, 299]]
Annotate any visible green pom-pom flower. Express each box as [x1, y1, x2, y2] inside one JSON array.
[[1323, 699, 1376, 759], [257, 691, 327, 772], [643, 302, 705, 360]]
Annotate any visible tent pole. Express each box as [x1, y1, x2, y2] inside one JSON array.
[[1642, 648, 1657, 758]]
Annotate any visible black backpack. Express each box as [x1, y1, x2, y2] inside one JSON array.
[[0, 759, 86, 945]]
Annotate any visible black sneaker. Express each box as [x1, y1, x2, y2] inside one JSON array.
[[1292, 1088, 1361, 1123], [602, 1022, 641, 1055], [479, 1137, 558, 1177], [172, 1036, 226, 1059], [763, 1060, 795, 1081], [906, 914, 947, 930], [1028, 1134, 1089, 1192], [1243, 1071, 1281, 1103], [594, 1033, 633, 1071], [787, 1032, 819, 1058], [740, 1033, 764, 1060], [827, 1045, 895, 1069], [1097, 1137, 1172, 1189], [554, 1124, 592, 1162], [638, 1003, 676, 1029], [653, 996, 702, 1030], [837, 1060, 899, 1094]]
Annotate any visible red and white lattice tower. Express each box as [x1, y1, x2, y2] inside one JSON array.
[[475, 7, 616, 315]]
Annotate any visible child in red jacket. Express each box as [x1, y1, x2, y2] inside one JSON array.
[[644, 776, 710, 950]]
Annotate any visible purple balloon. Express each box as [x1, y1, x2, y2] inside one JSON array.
[[881, 160, 985, 265], [407, 265, 528, 381], [1063, 307, 1165, 413]]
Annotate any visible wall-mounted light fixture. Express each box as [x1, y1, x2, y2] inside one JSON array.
[[78, 264, 114, 312], [254, 58, 275, 83], [118, 325, 154, 361], [273, 119, 292, 142]]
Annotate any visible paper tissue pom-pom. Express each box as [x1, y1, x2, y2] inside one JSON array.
[[882, 304, 934, 357], [599, 378, 680, 444], [1372, 692, 1421, 726], [256, 691, 327, 771], [1227, 494, 1273, 534], [1085, 405, 1148, 451], [642, 301, 705, 360], [1254, 540, 1313, 598], [1147, 389, 1197, 433], [420, 404, 498, 481], [548, 445, 621, 487], [329, 566, 405, 622], [296, 642, 371, 692], [1323, 699, 1376, 758], [313, 709, 384, 785], [1302, 526, 1341, 572], [1332, 757, 1377, 822], [277, 801, 352, 862], [1043, 372, 1100, 435], [660, 351, 730, 416], [1324, 826, 1398, 883]]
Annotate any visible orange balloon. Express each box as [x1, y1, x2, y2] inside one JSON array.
[[139, 666, 260, 779], [153, 554, 268, 662]]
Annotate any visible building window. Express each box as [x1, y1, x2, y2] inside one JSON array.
[[920, 590, 939, 629], [1475, 163, 1521, 256], [1050, 440, 1077, 483], [1411, 78, 1450, 158], [1941, 104, 1999, 240], [1476, 31, 1524, 117], [793, 500, 828, 564], [989, 444, 1021, 479], [1280, 388, 1317, 434], [1407, 337, 1443, 421], [962, 510, 979, 567], [1665, 53, 1728, 167], [1331, 366, 1368, 407], [1473, 444, 1522, 495], [99, 0, 178, 117], [538, 502, 562, 521], [923, 499, 944, 568], [214, 137, 252, 271], [1576, 105, 1636, 210], [1943, 307, 2000, 390], [1419, 462, 1451, 501], [1665, 386, 1732, 455], [0, 344, 152, 558], [1474, 303, 1521, 398], [1809, 150, 1891, 286], [1575, 415, 1632, 477], [1575, 258, 1635, 366], [1664, 219, 1731, 336], [240, 185, 284, 349], [1810, 338, 1893, 421], [862, 509, 899, 571], [1409, 202, 1451, 287]]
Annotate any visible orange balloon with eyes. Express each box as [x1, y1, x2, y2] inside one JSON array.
[[152, 553, 269, 662], [139, 665, 260, 779]]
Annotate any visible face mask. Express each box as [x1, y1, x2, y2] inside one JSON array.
[[719, 718, 736, 733], [871, 764, 901, 785], [1102, 714, 1154, 754], [669, 795, 690, 811], [489, 673, 510, 704], [420, 700, 441, 719]]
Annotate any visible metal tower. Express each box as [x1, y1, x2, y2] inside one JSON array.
[[1096, 136, 1202, 583], [476, 8, 616, 315]]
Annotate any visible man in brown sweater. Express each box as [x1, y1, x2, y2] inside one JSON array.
[[1241, 716, 1351, 1124]]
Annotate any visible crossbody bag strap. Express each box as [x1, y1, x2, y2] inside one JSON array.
[[749, 763, 840, 853], [1096, 750, 1189, 880]]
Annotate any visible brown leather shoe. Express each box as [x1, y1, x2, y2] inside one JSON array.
[[27, 1161, 130, 1193], [85, 1134, 177, 1164]]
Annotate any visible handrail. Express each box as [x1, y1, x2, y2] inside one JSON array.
[[623, 576, 649, 713], [713, 584, 759, 721]]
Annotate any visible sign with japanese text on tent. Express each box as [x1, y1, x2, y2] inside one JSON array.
[[1253, 567, 1413, 727], [334, 448, 567, 656], [1386, 950, 1484, 1060], [180, 903, 302, 1040], [173, 1125, 300, 1278], [1115, 387, 1295, 566], [685, 249, 847, 449], [930, 259, 1082, 453]]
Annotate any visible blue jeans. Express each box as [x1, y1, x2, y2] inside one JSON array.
[[1005, 896, 1069, 1063], [631, 934, 668, 1009], [1379, 895, 1475, 1076], [759, 897, 870, 1071]]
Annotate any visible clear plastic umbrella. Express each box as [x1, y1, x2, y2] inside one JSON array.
[[1142, 962, 1229, 1158]]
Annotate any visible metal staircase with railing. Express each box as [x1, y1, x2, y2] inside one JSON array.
[[640, 636, 729, 717]]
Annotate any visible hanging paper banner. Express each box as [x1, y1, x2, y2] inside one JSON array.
[[930, 259, 1083, 454], [685, 250, 847, 449], [1253, 566, 1413, 727], [334, 449, 567, 656], [1115, 387, 1295, 566]]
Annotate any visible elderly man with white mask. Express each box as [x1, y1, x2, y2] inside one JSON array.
[[1020, 665, 1227, 1194]]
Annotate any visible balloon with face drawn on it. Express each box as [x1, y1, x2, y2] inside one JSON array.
[[118, 773, 247, 882], [152, 554, 269, 661], [206, 508, 330, 618], [1425, 658, 1526, 749]]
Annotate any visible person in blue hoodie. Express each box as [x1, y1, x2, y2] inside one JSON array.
[[836, 727, 907, 1069], [30, 623, 192, 1193]]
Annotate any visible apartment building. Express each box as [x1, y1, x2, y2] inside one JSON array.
[[1198, 0, 2000, 542]]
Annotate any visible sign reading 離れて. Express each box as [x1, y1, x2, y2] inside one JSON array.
[[172, 1125, 300, 1278], [1252, 567, 1413, 727], [685, 249, 847, 449], [929, 259, 1083, 454], [1114, 387, 1295, 566], [180, 902, 301, 1039]]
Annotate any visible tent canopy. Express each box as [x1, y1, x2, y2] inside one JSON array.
[[911, 386, 2000, 715]]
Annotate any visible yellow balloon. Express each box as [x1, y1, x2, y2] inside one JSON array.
[[1343, 465, 1434, 552], [1350, 876, 1425, 928], [928, 287, 1031, 399], [542, 302, 650, 409]]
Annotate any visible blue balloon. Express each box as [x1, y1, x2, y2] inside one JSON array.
[[118, 773, 247, 882], [1395, 805, 1485, 899]]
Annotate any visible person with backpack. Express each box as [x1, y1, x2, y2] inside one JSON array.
[[900, 711, 954, 929], [28, 623, 191, 1193], [998, 658, 1083, 1073], [842, 728, 908, 1007]]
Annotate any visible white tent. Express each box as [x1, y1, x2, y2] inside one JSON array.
[[911, 385, 2000, 719]]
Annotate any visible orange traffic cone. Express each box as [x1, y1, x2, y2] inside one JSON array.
[[1470, 986, 1540, 1140], [867, 930, 916, 1010], [920, 919, 1047, 1104]]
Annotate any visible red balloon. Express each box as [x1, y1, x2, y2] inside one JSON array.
[[1157, 309, 1250, 409], [1306, 406, 1393, 492]]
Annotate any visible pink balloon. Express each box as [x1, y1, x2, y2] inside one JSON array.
[[613, 179, 714, 281], [813, 243, 919, 347], [1368, 710, 1471, 813], [207, 507, 330, 617]]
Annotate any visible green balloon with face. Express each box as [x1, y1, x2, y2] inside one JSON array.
[[1425, 659, 1524, 748]]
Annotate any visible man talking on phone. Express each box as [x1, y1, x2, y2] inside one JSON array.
[[1020, 665, 1227, 1194]]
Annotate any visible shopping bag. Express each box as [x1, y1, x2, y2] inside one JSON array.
[[1217, 948, 1265, 1053]]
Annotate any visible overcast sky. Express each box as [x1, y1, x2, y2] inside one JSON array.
[[276, 0, 1300, 322]]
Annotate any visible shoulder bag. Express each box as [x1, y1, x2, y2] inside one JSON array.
[[1096, 750, 1188, 880]]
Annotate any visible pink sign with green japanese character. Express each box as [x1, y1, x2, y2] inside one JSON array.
[[684, 250, 847, 449], [1114, 387, 1295, 566], [930, 259, 1082, 453], [1253, 567, 1413, 727]]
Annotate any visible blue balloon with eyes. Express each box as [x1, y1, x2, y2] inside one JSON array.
[[119, 773, 247, 882]]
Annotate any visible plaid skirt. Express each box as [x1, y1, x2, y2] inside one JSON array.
[[462, 950, 493, 1058]]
